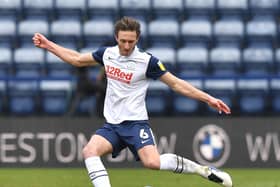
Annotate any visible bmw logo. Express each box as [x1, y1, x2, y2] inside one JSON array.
[[193, 124, 231, 167]]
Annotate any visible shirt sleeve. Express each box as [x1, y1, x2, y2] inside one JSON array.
[[92, 47, 107, 65], [146, 55, 168, 80]]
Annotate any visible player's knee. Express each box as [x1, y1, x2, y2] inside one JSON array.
[[82, 144, 98, 158], [143, 157, 160, 170]]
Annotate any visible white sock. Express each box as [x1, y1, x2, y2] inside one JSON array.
[[159, 153, 208, 177], [85, 156, 111, 187]]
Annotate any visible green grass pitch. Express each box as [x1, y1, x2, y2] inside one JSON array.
[[0, 168, 279, 187]]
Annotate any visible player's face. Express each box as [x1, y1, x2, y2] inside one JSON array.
[[116, 30, 139, 56]]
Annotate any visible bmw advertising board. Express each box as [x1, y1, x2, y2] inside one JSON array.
[[0, 117, 279, 168]]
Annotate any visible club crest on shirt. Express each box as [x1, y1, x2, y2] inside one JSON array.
[[105, 65, 133, 84]]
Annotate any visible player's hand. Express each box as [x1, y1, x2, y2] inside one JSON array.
[[32, 32, 49, 49], [207, 96, 231, 114]]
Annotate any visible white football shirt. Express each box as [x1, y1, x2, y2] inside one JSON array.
[[92, 46, 167, 124]]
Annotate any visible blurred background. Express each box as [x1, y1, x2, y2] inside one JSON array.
[[0, 0, 280, 117], [0, 0, 279, 179]]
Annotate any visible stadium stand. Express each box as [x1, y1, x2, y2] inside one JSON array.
[[1, 0, 280, 116], [40, 79, 73, 115], [8, 78, 39, 115], [172, 78, 204, 115]]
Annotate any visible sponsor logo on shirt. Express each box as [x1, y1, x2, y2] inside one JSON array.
[[105, 65, 133, 84]]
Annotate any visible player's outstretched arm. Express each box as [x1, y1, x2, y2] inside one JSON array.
[[32, 32, 98, 67], [160, 72, 231, 114]]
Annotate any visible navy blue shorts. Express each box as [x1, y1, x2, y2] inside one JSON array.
[[95, 120, 155, 161]]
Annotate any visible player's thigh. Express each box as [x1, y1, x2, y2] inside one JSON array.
[[83, 134, 113, 158], [138, 145, 160, 169]]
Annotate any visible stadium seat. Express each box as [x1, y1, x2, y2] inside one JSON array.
[[176, 44, 208, 76], [40, 79, 73, 115], [148, 19, 179, 48], [204, 78, 236, 113], [209, 42, 241, 76], [0, 48, 12, 76], [120, 0, 151, 21], [213, 15, 244, 43], [242, 42, 274, 75], [274, 48, 280, 74], [54, 0, 86, 20], [146, 47, 176, 73], [180, 15, 212, 45], [0, 79, 7, 113], [152, 0, 183, 20], [46, 52, 74, 78], [0, 0, 22, 20], [18, 19, 49, 47], [8, 79, 39, 115], [83, 19, 114, 48], [270, 78, 280, 113], [237, 78, 269, 114], [0, 19, 16, 48], [14, 47, 45, 78], [246, 14, 276, 44], [87, 0, 119, 21], [184, 0, 215, 17], [50, 19, 82, 48], [172, 78, 203, 115], [23, 0, 54, 20], [249, 0, 279, 15], [146, 81, 170, 115], [216, 0, 248, 16]]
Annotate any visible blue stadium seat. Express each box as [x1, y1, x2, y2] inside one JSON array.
[[270, 78, 280, 113], [246, 14, 276, 44], [0, 79, 7, 113], [46, 52, 74, 78], [83, 19, 114, 48], [181, 15, 212, 45], [237, 78, 269, 114], [184, 0, 215, 17], [18, 19, 49, 47], [152, 0, 183, 20], [204, 78, 236, 113], [146, 47, 176, 73], [213, 15, 244, 43], [8, 79, 39, 115], [176, 44, 208, 76], [0, 48, 12, 76], [148, 19, 179, 48], [216, 0, 248, 16], [120, 0, 151, 21], [146, 81, 170, 115], [249, 0, 279, 15], [23, 0, 54, 20], [87, 0, 119, 20], [54, 0, 86, 20], [0, 19, 16, 48], [274, 48, 280, 74], [209, 42, 241, 76], [242, 42, 274, 75], [50, 19, 82, 48], [14, 47, 45, 78], [172, 78, 203, 115], [0, 0, 22, 20], [40, 79, 73, 115]]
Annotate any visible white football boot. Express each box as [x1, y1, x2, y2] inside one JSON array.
[[203, 166, 233, 187]]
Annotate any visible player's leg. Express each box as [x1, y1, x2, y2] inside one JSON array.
[[83, 134, 113, 187], [159, 153, 233, 187], [137, 142, 232, 186]]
